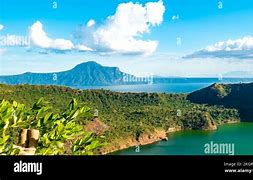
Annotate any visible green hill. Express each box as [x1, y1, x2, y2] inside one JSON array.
[[187, 82, 253, 121]]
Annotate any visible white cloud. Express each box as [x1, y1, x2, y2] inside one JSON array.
[[145, 1, 165, 25], [0, 24, 4, 31], [185, 36, 253, 59], [91, 0, 165, 55], [87, 19, 96, 27], [29, 21, 74, 50], [171, 15, 179, 20], [27, 1, 165, 55], [205, 36, 253, 52], [75, 44, 93, 51], [29, 21, 93, 52]]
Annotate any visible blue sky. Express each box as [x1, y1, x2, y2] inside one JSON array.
[[1, 0, 253, 76]]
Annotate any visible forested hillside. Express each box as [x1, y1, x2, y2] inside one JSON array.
[[0, 84, 240, 153], [187, 83, 253, 121]]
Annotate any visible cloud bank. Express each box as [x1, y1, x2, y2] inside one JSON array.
[[22, 1, 165, 55], [185, 36, 253, 59], [87, 19, 96, 27], [29, 21, 92, 52], [92, 0, 165, 55], [29, 21, 74, 50]]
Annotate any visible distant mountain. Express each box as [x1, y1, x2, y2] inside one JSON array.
[[2, 62, 253, 87], [187, 83, 253, 121], [0, 61, 133, 86]]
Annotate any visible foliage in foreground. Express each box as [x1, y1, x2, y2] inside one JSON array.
[[0, 98, 105, 155]]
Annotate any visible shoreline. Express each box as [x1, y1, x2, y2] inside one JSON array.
[[101, 129, 169, 155], [102, 121, 240, 155], [101, 126, 182, 155]]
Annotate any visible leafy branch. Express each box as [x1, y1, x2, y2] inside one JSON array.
[[0, 98, 105, 155]]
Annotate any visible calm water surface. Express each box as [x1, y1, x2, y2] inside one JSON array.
[[113, 123, 253, 155]]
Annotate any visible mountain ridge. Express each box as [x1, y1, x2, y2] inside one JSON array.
[[0, 61, 130, 86]]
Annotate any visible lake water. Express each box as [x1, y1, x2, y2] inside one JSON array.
[[113, 123, 253, 155], [78, 83, 210, 93], [77, 78, 253, 93], [76, 78, 253, 155]]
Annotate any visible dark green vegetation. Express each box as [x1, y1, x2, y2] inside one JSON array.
[[0, 97, 104, 155], [0, 61, 131, 86], [187, 83, 253, 122], [0, 84, 240, 153]]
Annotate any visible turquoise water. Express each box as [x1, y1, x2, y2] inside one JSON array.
[[113, 123, 253, 155], [80, 83, 210, 93], [76, 83, 210, 93], [77, 78, 253, 93]]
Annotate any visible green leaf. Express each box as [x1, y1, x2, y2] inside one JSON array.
[[44, 113, 53, 124], [69, 98, 77, 111], [13, 101, 18, 108], [71, 109, 80, 119]]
